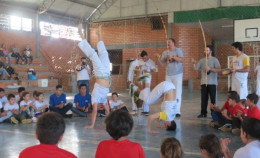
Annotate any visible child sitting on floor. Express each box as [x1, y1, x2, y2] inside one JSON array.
[[19, 112, 77, 158], [160, 137, 184, 158], [19, 92, 36, 121], [95, 110, 145, 158], [4, 94, 31, 124], [110, 92, 128, 112], [32, 92, 49, 117]]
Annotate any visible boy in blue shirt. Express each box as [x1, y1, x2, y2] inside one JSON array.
[[71, 84, 92, 117], [49, 85, 73, 118]]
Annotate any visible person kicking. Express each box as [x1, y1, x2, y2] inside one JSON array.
[[78, 24, 110, 129]]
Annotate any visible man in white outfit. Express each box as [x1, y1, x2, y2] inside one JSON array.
[[230, 42, 250, 100], [78, 24, 110, 129], [157, 38, 184, 117]]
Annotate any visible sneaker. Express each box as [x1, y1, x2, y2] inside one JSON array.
[[10, 117, 18, 124], [32, 117, 37, 122], [209, 121, 216, 127], [219, 125, 232, 132], [65, 114, 73, 118], [197, 114, 207, 118], [232, 128, 241, 135], [209, 121, 220, 128], [22, 119, 32, 124], [129, 111, 136, 115], [142, 112, 149, 116], [176, 114, 181, 117]]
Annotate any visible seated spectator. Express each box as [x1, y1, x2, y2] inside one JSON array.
[[49, 85, 72, 118], [19, 112, 77, 158], [15, 87, 26, 103], [246, 93, 260, 120], [160, 137, 184, 158], [95, 110, 145, 158], [0, 88, 8, 106], [221, 118, 260, 158], [11, 44, 23, 64], [5, 65, 15, 78], [23, 44, 33, 65], [110, 92, 128, 112], [0, 100, 12, 123], [32, 90, 39, 101], [0, 62, 10, 80], [71, 84, 92, 117], [32, 92, 48, 117], [3, 94, 32, 124], [19, 92, 35, 120], [199, 134, 223, 158], [0, 43, 12, 65]]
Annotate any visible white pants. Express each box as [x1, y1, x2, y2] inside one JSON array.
[[78, 40, 110, 77], [166, 73, 183, 114], [92, 83, 109, 104], [139, 81, 176, 105], [256, 79, 260, 96], [231, 77, 248, 99]]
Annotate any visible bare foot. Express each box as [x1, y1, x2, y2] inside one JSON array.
[[148, 130, 160, 134], [84, 125, 94, 129]]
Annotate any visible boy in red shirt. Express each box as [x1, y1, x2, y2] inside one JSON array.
[[19, 112, 77, 158], [218, 92, 244, 132], [95, 110, 145, 158], [246, 93, 260, 120]]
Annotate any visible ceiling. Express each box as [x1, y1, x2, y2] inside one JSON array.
[[0, 0, 105, 21]]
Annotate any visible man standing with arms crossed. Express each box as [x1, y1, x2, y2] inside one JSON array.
[[157, 38, 183, 117]]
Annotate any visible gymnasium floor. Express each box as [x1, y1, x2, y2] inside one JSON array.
[[0, 89, 244, 158]]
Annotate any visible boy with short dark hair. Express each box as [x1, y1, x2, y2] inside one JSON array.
[[110, 92, 128, 112], [0, 88, 8, 106], [3, 94, 31, 124], [246, 93, 260, 120], [95, 110, 145, 158], [19, 112, 77, 158], [15, 87, 25, 102], [49, 85, 73, 118]]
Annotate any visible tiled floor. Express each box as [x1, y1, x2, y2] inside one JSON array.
[[0, 89, 244, 158]]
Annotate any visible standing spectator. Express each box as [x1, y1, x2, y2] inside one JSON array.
[[11, 44, 23, 64], [71, 84, 92, 117], [0, 43, 12, 65], [254, 60, 260, 97], [192, 45, 221, 118], [75, 57, 91, 93], [157, 38, 184, 117], [49, 85, 73, 118], [230, 42, 250, 99], [23, 44, 33, 65], [139, 50, 156, 116], [0, 62, 10, 80]]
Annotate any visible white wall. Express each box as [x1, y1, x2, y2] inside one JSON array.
[[99, 0, 260, 21]]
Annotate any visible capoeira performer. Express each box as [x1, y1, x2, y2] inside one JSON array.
[[78, 24, 110, 129], [138, 78, 177, 134]]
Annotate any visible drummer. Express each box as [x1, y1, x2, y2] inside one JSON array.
[[191, 45, 221, 118]]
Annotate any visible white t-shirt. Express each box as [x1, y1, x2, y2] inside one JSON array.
[[255, 65, 260, 80], [139, 59, 156, 73], [34, 100, 47, 114], [20, 100, 32, 107], [110, 100, 124, 109], [15, 94, 20, 103], [0, 96, 7, 105], [0, 101, 2, 109], [231, 53, 249, 82], [76, 64, 90, 81], [4, 103, 19, 111], [234, 140, 260, 158]]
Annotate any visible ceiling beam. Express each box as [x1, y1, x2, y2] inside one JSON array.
[[65, 0, 98, 8]]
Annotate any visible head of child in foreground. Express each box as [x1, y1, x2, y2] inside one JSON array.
[[7, 94, 15, 105], [228, 91, 240, 106], [36, 112, 65, 144], [160, 137, 183, 158], [240, 117, 260, 144], [199, 134, 223, 158], [105, 110, 133, 140], [111, 92, 118, 102], [164, 120, 177, 131], [246, 93, 259, 107]]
